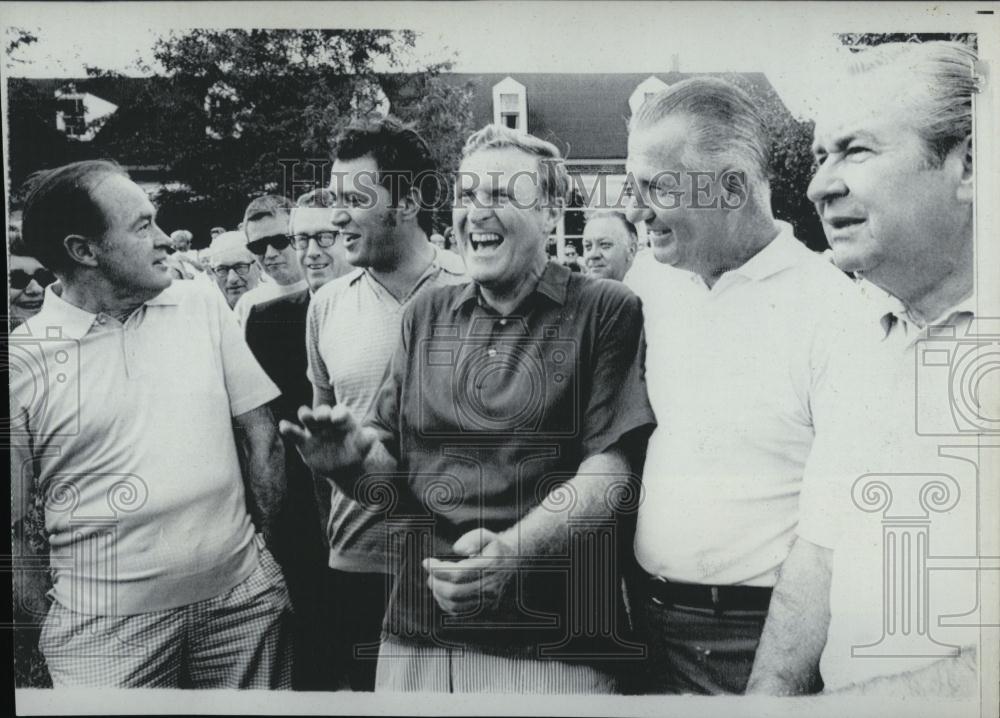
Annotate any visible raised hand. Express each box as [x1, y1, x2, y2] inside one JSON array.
[[278, 404, 377, 480]]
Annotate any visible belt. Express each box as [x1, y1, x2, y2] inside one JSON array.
[[639, 573, 772, 614]]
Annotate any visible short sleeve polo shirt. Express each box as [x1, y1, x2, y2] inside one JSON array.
[[10, 280, 280, 615], [366, 261, 656, 654]]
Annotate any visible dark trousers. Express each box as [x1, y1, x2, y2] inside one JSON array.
[[326, 568, 392, 692], [623, 574, 769, 695]]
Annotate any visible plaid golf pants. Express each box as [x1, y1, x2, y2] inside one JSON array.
[[39, 544, 293, 688]]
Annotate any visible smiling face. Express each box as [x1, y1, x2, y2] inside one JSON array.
[[211, 245, 260, 307], [290, 207, 350, 292], [583, 216, 635, 281], [807, 68, 973, 292], [88, 174, 174, 304], [329, 155, 401, 272], [625, 115, 735, 279], [244, 213, 302, 286], [454, 146, 559, 298], [9, 254, 51, 326]]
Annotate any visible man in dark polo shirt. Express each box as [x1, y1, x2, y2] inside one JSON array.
[[282, 124, 655, 693]]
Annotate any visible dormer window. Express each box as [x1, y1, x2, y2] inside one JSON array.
[[54, 84, 118, 142], [492, 77, 526, 134], [629, 76, 669, 115]]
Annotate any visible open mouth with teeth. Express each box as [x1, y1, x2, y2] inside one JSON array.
[[469, 232, 504, 252]]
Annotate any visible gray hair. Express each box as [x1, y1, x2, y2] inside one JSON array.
[[585, 210, 638, 251], [243, 194, 294, 224], [844, 41, 979, 166], [630, 76, 770, 190], [461, 124, 570, 208]]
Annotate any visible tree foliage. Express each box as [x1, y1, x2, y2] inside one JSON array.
[[722, 74, 825, 252], [83, 29, 473, 241], [837, 32, 977, 52]]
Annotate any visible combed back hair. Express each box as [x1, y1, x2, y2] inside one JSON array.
[[296, 188, 336, 208], [243, 194, 294, 224], [20, 159, 127, 274], [586, 210, 638, 250], [332, 115, 438, 233], [844, 41, 979, 166], [631, 77, 771, 189], [461, 124, 570, 209]]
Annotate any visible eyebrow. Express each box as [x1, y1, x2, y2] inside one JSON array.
[[813, 129, 880, 154], [130, 210, 155, 229]]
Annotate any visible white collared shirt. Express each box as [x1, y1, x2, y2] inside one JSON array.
[[797, 294, 985, 689], [626, 222, 869, 586], [10, 280, 279, 615]]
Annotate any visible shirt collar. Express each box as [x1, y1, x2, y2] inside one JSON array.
[[730, 221, 803, 282], [32, 282, 180, 340], [450, 260, 570, 312], [880, 292, 976, 339]]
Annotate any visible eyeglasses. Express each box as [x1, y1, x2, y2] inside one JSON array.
[[10, 268, 57, 290], [290, 232, 339, 251], [212, 263, 254, 278], [246, 233, 292, 256]]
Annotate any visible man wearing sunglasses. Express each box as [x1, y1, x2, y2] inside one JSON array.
[[235, 195, 308, 327], [241, 188, 352, 690], [207, 230, 262, 309]]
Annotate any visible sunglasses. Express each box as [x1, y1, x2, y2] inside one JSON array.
[[290, 231, 339, 251], [212, 263, 254, 278], [246, 234, 292, 257], [10, 268, 57, 290]]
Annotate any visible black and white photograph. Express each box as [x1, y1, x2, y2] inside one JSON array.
[[5, 1, 999, 715]]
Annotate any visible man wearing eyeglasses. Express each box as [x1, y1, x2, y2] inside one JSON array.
[[239, 188, 352, 690], [235, 195, 308, 326], [207, 230, 262, 309]]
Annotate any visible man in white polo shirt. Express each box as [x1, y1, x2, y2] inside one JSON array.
[[622, 77, 868, 694], [11, 160, 292, 688], [747, 41, 984, 697], [305, 116, 465, 690]]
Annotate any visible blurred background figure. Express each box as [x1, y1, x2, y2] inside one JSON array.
[[169, 229, 206, 275], [209, 226, 226, 240], [561, 240, 584, 272], [582, 211, 638, 281], [207, 230, 261, 309], [8, 229, 56, 329], [429, 231, 447, 250]]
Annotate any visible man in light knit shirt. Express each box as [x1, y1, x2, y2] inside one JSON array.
[[10, 160, 292, 688], [621, 77, 868, 694], [748, 41, 984, 698], [304, 117, 465, 690], [235, 194, 307, 326]]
